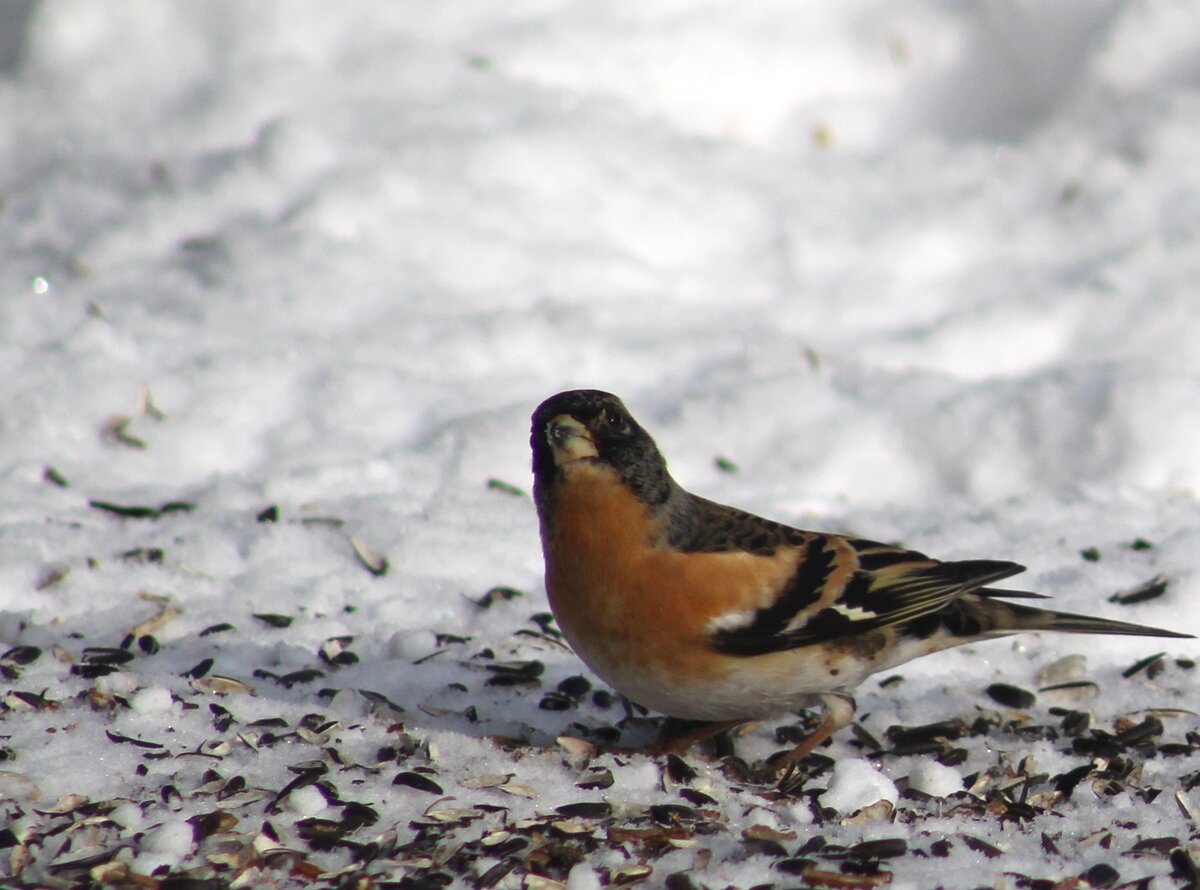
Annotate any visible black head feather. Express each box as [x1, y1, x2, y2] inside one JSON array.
[[530, 390, 676, 512]]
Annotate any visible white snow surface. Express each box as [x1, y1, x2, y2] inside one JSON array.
[[2, 1, 1200, 888]]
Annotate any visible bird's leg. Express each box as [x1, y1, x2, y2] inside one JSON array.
[[770, 694, 856, 769]]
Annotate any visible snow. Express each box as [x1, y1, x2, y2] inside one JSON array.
[[819, 759, 899, 813], [905, 759, 964, 800], [2, 1, 1200, 887]]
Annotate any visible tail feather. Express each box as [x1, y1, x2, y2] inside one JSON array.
[[915, 593, 1195, 643], [976, 586, 1051, 601], [996, 600, 1192, 639]]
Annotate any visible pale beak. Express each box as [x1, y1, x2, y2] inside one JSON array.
[[547, 414, 598, 465]]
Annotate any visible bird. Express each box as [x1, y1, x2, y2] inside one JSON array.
[[530, 389, 1192, 766]]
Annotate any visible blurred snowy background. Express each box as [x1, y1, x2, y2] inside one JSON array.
[[3, 1, 1200, 887]]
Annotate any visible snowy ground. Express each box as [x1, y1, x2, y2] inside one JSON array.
[[3, 1, 1200, 887]]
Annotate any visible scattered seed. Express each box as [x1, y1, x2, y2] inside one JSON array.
[[299, 516, 344, 527], [393, 771, 444, 795], [776, 858, 816, 876], [254, 613, 294, 628], [1128, 836, 1179, 857], [665, 873, 699, 890], [484, 660, 543, 686], [1114, 716, 1163, 746], [129, 593, 180, 639], [102, 415, 147, 449], [472, 586, 525, 608], [105, 730, 164, 749], [665, 754, 697, 784], [611, 865, 653, 885], [886, 719, 964, 746], [843, 839, 907, 860], [1082, 862, 1119, 887], [961, 835, 1003, 858], [1122, 652, 1166, 679], [486, 478, 526, 496], [319, 636, 358, 667], [555, 801, 611, 820], [936, 747, 969, 767], [574, 767, 612, 790], [986, 683, 1036, 709], [557, 675, 592, 698], [1170, 846, 1200, 884], [849, 723, 884, 752], [184, 658, 215, 679], [71, 664, 118, 679], [476, 856, 520, 888], [199, 622, 235, 637], [191, 676, 254, 696], [5, 690, 56, 710], [355, 689, 405, 716], [43, 466, 70, 488], [1080, 547, 1101, 562], [498, 782, 538, 798], [1110, 574, 1169, 605], [928, 839, 951, 858], [1176, 790, 1200, 824], [350, 536, 389, 576], [539, 692, 573, 711], [88, 499, 195, 519], [1038, 681, 1099, 700], [743, 825, 797, 844], [34, 565, 70, 591], [1060, 710, 1092, 736], [1, 646, 42, 666], [461, 774, 511, 790], [82, 647, 135, 666], [679, 788, 717, 807]]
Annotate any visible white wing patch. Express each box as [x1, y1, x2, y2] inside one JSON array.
[[830, 603, 880, 623], [706, 608, 758, 634]]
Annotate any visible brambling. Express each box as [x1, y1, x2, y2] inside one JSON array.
[[530, 389, 1191, 765]]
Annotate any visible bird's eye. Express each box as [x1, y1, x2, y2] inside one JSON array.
[[600, 407, 623, 429]]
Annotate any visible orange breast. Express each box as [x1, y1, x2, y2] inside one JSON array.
[[541, 463, 799, 690]]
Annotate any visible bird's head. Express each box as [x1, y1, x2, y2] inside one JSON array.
[[530, 389, 674, 509]]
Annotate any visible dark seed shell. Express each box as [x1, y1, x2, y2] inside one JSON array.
[[539, 692, 573, 711], [1109, 573, 1168, 605], [105, 730, 164, 749], [555, 801, 611, 819], [1113, 716, 1163, 746], [1128, 836, 1180, 857], [71, 664, 118, 679], [82, 647, 135, 665], [576, 769, 614, 791], [392, 771, 443, 794], [1122, 652, 1166, 679], [985, 683, 1036, 709], [183, 658, 214, 679], [254, 613, 294, 629], [885, 719, 964, 744], [2, 646, 42, 665], [679, 788, 717, 807], [961, 835, 1002, 859], [557, 675, 592, 698]]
